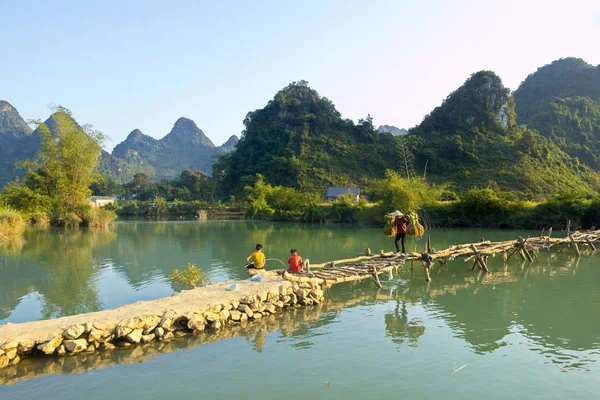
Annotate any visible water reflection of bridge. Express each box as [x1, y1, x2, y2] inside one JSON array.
[[3, 248, 598, 385]]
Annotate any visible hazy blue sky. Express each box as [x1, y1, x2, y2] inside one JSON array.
[[2, 0, 599, 149]]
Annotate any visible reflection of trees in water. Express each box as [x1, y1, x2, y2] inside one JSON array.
[[0, 228, 116, 321]]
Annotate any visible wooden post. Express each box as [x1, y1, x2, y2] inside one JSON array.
[[566, 220, 571, 237], [426, 234, 432, 253], [569, 234, 581, 257], [586, 239, 596, 251], [423, 263, 431, 282], [372, 267, 383, 289], [548, 227, 553, 238], [518, 237, 534, 263], [366, 248, 372, 256], [469, 244, 489, 272], [539, 228, 545, 237]]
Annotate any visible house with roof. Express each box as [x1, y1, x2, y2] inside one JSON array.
[[89, 196, 117, 208], [325, 187, 360, 202]]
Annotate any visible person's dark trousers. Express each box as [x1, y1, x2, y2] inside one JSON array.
[[395, 232, 406, 253]]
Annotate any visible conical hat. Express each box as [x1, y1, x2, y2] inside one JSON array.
[[391, 210, 403, 217]]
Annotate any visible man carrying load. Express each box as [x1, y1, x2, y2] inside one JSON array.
[[392, 210, 410, 254]]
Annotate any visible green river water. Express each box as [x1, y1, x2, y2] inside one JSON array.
[[1, 221, 600, 399]]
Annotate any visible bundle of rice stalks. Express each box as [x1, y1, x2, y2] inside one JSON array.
[[383, 213, 397, 237], [406, 211, 425, 237]]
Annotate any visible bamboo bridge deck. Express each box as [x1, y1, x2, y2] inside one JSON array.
[[280, 229, 600, 286]]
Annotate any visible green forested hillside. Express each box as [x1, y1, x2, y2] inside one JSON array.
[[513, 58, 600, 122], [513, 58, 600, 172], [0, 101, 40, 188], [407, 71, 600, 199], [214, 81, 403, 196]]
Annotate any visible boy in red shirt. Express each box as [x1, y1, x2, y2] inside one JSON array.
[[288, 249, 304, 273]]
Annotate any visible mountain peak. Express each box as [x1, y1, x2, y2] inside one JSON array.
[[222, 135, 239, 148], [0, 100, 33, 137], [162, 117, 215, 147], [420, 70, 515, 132]]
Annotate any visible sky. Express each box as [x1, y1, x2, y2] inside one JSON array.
[[1, 0, 599, 150]]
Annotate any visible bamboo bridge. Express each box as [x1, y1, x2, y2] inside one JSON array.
[[278, 228, 600, 286]]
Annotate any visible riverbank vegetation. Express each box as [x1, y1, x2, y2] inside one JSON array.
[[0, 108, 117, 228], [0, 206, 24, 241]]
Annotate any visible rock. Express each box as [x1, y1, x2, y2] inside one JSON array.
[[9, 355, 20, 366], [17, 339, 36, 354], [162, 332, 174, 341], [154, 327, 165, 337], [281, 295, 291, 304], [116, 341, 132, 348], [0, 341, 18, 351], [209, 320, 222, 330], [141, 334, 156, 343], [256, 303, 266, 313], [302, 298, 314, 306], [56, 345, 66, 356], [240, 313, 248, 323], [264, 304, 276, 314], [63, 339, 88, 354], [0, 355, 8, 369], [218, 309, 230, 320], [238, 304, 253, 318], [84, 322, 94, 333], [125, 329, 143, 344], [292, 282, 300, 291], [290, 293, 298, 304], [5, 348, 17, 360], [240, 295, 256, 305], [37, 335, 63, 355], [88, 328, 104, 342], [143, 315, 161, 333], [187, 315, 206, 331], [115, 326, 133, 338], [274, 301, 285, 309], [63, 325, 86, 340], [267, 288, 279, 299], [230, 310, 242, 321], [93, 322, 107, 330], [221, 302, 232, 311], [311, 289, 324, 298], [160, 311, 180, 331], [253, 312, 263, 319], [173, 331, 187, 338], [119, 317, 145, 330], [279, 286, 287, 296], [208, 304, 222, 313], [230, 299, 240, 310], [86, 344, 96, 352], [102, 342, 116, 351]]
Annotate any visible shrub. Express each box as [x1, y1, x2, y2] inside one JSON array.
[[169, 263, 209, 290], [0, 207, 25, 240], [329, 193, 361, 223], [29, 211, 50, 226], [53, 212, 82, 229], [81, 207, 117, 228]]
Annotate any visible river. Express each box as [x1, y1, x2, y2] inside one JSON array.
[[1, 221, 599, 399]]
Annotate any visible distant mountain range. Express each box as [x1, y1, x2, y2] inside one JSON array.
[[0, 103, 238, 188], [377, 125, 407, 135], [3, 57, 600, 198]]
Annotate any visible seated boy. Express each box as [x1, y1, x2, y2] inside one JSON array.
[[246, 244, 266, 270], [288, 249, 310, 273]]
